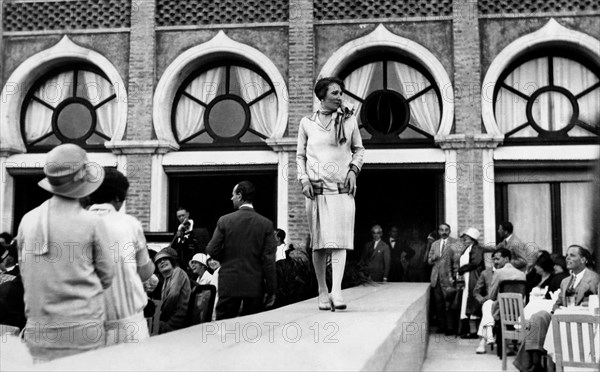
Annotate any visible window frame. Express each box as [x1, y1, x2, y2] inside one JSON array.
[[20, 64, 115, 152], [171, 60, 277, 150], [493, 47, 600, 146], [338, 52, 443, 148]]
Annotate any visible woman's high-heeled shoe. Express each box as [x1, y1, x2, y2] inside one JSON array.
[[318, 293, 331, 310], [330, 295, 346, 311]]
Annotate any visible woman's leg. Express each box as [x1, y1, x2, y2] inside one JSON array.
[[330, 249, 346, 303], [312, 249, 329, 301]]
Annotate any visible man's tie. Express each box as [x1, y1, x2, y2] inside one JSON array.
[[567, 274, 576, 291], [440, 239, 446, 256]]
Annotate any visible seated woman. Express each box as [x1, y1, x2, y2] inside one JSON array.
[[531, 253, 568, 300], [155, 247, 191, 334]]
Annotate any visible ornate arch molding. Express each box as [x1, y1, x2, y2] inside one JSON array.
[[0, 36, 128, 153], [317, 24, 454, 136], [481, 18, 600, 137], [153, 31, 289, 146]]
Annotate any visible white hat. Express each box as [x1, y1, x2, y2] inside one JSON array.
[[461, 227, 480, 241], [189, 253, 209, 268], [38, 144, 104, 199]]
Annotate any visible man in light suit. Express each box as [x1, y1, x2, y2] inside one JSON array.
[[206, 181, 277, 320], [427, 223, 458, 335], [514, 245, 600, 372], [497, 221, 537, 272], [362, 225, 391, 282]]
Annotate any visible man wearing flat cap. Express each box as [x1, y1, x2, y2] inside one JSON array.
[[16, 144, 115, 362]]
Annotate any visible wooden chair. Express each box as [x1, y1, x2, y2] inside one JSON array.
[[495, 280, 528, 357], [498, 293, 527, 370], [187, 284, 217, 326], [145, 299, 162, 336], [551, 313, 600, 372]]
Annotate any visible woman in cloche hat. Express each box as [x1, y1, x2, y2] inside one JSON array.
[[154, 247, 190, 334], [16, 144, 115, 362]]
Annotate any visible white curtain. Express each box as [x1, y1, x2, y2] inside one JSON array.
[[507, 183, 553, 252], [495, 58, 548, 135], [233, 66, 277, 138], [25, 72, 73, 142], [560, 182, 593, 254], [556, 57, 600, 132], [343, 63, 376, 119], [78, 71, 117, 137], [496, 57, 600, 137], [390, 61, 440, 135], [175, 67, 225, 141]]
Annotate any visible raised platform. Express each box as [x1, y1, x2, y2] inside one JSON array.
[[4, 283, 430, 371]]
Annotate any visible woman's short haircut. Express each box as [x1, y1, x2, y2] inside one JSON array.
[[314, 77, 345, 100], [89, 168, 129, 204], [535, 253, 555, 273]]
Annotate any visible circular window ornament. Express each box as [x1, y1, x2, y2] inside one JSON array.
[[526, 86, 577, 136], [204, 95, 250, 142], [53, 98, 96, 143], [360, 90, 410, 137]]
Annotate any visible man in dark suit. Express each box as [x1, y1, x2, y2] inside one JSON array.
[[206, 181, 277, 320], [171, 206, 210, 268], [427, 223, 458, 335], [385, 226, 404, 282], [362, 225, 391, 282]]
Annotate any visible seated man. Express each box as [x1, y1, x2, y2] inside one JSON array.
[[476, 248, 526, 354], [513, 245, 600, 372]]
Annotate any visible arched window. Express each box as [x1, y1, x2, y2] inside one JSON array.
[[21, 65, 118, 151], [172, 62, 278, 148], [339, 54, 442, 145], [494, 48, 600, 143]]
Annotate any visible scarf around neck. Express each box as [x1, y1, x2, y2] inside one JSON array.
[[316, 103, 348, 145]]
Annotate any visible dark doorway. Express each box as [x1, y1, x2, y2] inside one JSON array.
[[11, 172, 52, 234], [167, 169, 278, 236], [353, 168, 443, 281]]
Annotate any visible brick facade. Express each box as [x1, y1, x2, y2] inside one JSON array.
[[123, 0, 156, 227], [286, 0, 314, 245]]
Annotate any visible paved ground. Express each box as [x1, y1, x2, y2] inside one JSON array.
[[422, 332, 518, 372]]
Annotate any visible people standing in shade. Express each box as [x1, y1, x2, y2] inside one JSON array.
[[206, 181, 277, 320], [154, 247, 191, 334], [456, 227, 487, 339], [386, 226, 404, 282], [88, 168, 155, 345], [274, 228, 287, 262], [0, 243, 25, 329], [296, 77, 365, 311], [428, 223, 458, 335], [17, 144, 114, 362], [497, 222, 538, 272], [171, 207, 210, 268], [362, 225, 391, 282]]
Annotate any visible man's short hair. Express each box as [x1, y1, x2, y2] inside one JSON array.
[[568, 244, 594, 267], [89, 168, 129, 204], [494, 247, 512, 260], [371, 224, 383, 233], [235, 181, 256, 203], [314, 77, 345, 101], [176, 206, 188, 213], [500, 221, 513, 234], [439, 222, 451, 230]]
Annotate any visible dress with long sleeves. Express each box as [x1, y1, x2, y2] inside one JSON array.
[[296, 111, 364, 250]]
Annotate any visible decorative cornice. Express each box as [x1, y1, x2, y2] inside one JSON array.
[[435, 134, 503, 150], [265, 137, 298, 152], [105, 140, 180, 155]]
